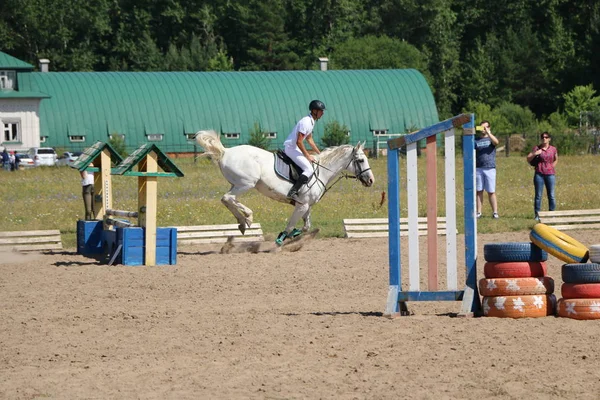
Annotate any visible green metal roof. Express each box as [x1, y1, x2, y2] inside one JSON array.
[[0, 51, 34, 70], [18, 69, 438, 152], [71, 141, 123, 171], [0, 90, 50, 99], [112, 143, 184, 177]]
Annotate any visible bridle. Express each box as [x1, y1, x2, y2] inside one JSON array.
[[310, 147, 372, 201]]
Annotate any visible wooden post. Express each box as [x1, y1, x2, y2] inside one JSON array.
[[96, 149, 113, 224], [426, 135, 438, 291], [138, 152, 158, 266]]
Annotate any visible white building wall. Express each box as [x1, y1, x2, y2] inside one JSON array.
[[0, 99, 41, 151]]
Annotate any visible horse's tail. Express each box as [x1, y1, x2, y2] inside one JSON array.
[[195, 130, 226, 163]]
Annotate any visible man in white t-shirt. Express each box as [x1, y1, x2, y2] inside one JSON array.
[[283, 100, 326, 199], [80, 170, 95, 220]]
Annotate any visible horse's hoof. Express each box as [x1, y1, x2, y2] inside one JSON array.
[[275, 231, 287, 246], [288, 228, 302, 239], [238, 223, 246, 235]]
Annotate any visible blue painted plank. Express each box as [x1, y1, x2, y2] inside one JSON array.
[[388, 114, 471, 149], [461, 113, 481, 314], [398, 291, 465, 302]]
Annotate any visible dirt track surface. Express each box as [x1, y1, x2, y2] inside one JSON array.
[[2, 230, 600, 399]]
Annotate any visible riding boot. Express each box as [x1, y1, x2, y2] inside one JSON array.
[[287, 174, 309, 199]]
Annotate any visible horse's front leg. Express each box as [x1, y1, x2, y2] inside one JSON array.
[[285, 203, 310, 233], [301, 207, 312, 232]]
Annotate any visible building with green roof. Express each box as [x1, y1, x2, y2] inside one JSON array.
[[1, 51, 439, 154]]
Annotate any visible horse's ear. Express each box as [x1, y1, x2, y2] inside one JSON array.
[[355, 141, 364, 150]]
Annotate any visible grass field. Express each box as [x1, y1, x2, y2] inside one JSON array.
[[1, 153, 598, 247]]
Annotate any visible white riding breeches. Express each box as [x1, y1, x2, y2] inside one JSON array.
[[284, 145, 313, 178]]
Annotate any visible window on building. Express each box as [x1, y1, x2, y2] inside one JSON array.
[[185, 133, 197, 141], [40, 136, 47, 143], [0, 71, 16, 90], [266, 132, 277, 139], [69, 135, 85, 142], [2, 120, 20, 142], [371, 129, 389, 136], [224, 133, 240, 139], [146, 134, 163, 141]]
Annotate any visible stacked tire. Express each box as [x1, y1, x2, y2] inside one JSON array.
[[529, 224, 598, 320], [557, 244, 600, 320], [481, 242, 555, 318]]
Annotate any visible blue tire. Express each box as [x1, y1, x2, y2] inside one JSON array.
[[562, 263, 600, 284], [483, 242, 548, 262]]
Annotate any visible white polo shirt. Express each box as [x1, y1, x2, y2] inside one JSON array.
[[284, 114, 315, 149]]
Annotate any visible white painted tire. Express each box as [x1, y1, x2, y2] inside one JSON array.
[[482, 294, 556, 318], [557, 298, 600, 320], [589, 244, 600, 263]]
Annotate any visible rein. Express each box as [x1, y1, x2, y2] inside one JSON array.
[[310, 148, 372, 201]]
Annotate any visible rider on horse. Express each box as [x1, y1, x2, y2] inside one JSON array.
[[283, 100, 326, 200]]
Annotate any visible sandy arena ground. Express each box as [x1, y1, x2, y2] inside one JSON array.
[[2, 229, 600, 399]]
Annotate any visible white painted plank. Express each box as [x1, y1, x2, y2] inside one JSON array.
[[1, 243, 63, 251], [444, 128, 458, 290], [0, 230, 61, 238], [406, 142, 420, 291], [178, 236, 264, 244], [177, 229, 263, 238], [0, 236, 62, 245], [174, 223, 262, 232], [346, 230, 447, 239], [344, 223, 447, 231], [544, 223, 600, 231], [343, 217, 446, 224], [539, 209, 600, 217], [540, 216, 600, 224]]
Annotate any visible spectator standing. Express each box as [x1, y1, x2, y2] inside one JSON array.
[[13, 152, 20, 170], [9, 151, 15, 171], [527, 132, 558, 221], [80, 170, 95, 220], [475, 120, 500, 219], [1, 149, 9, 171]]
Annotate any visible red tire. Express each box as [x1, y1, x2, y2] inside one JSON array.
[[561, 283, 600, 299], [479, 277, 554, 296], [557, 298, 600, 320], [484, 261, 547, 278], [483, 294, 556, 318]]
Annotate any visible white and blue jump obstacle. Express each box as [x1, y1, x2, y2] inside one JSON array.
[[385, 114, 480, 316]]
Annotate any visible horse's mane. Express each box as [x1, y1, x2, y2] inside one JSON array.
[[316, 145, 355, 165]]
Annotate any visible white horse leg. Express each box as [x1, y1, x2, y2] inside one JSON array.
[[285, 203, 310, 233], [221, 185, 254, 234], [302, 208, 312, 232]]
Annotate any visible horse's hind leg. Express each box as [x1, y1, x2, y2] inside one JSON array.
[[222, 185, 254, 234]]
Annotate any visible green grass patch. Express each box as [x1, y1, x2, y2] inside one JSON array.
[[1, 154, 598, 247]]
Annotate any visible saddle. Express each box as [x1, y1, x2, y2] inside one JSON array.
[[274, 150, 304, 183]]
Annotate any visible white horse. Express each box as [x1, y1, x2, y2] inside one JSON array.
[[195, 130, 375, 244]]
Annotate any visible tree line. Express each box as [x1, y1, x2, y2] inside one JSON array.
[[1, 0, 599, 149]]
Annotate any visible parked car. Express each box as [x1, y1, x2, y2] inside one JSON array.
[[16, 152, 35, 168], [28, 147, 57, 167], [56, 151, 82, 167]]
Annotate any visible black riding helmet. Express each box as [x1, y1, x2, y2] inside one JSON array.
[[309, 100, 326, 111]]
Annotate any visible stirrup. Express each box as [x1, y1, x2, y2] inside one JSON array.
[[275, 231, 287, 246]]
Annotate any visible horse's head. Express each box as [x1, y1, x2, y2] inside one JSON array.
[[348, 142, 374, 187]]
